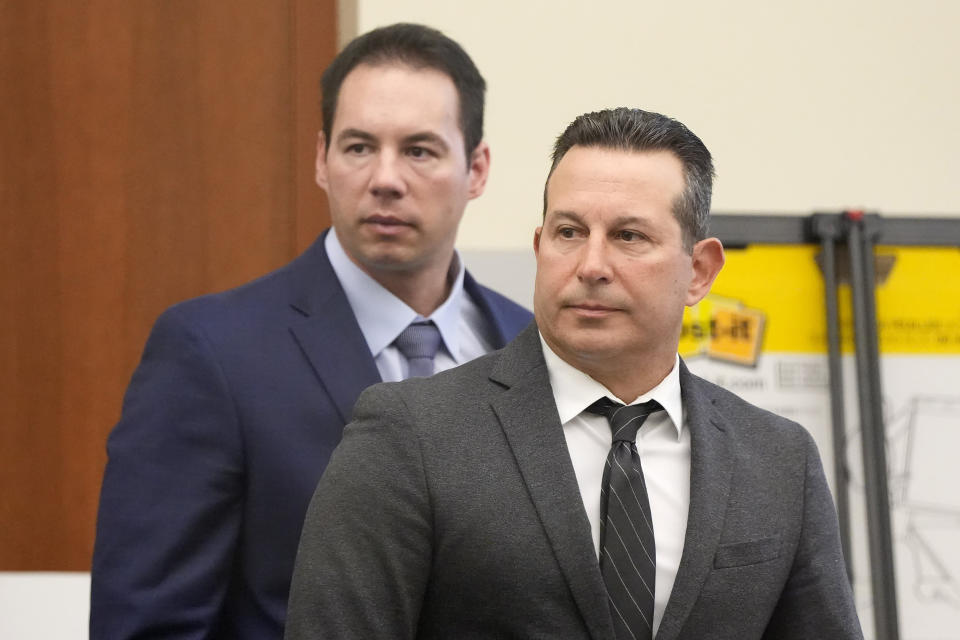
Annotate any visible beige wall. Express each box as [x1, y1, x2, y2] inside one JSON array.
[[355, 0, 960, 251]]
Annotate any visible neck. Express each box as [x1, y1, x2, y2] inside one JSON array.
[[370, 259, 454, 317], [585, 357, 674, 404], [544, 335, 676, 403]]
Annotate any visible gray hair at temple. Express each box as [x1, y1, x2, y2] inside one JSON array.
[[543, 107, 714, 252]]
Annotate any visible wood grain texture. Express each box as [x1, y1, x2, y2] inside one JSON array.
[[0, 0, 335, 570]]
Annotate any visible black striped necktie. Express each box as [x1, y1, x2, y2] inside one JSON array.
[[586, 397, 662, 640]]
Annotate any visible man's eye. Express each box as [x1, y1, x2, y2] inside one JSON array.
[[617, 230, 643, 242], [558, 227, 578, 239], [345, 143, 367, 154], [407, 146, 431, 158]]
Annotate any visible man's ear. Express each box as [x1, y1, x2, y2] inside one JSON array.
[[315, 131, 329, 191], [533, 226, 543, 258], [466, 141, 491, 200], [685, 237, 725, 306]]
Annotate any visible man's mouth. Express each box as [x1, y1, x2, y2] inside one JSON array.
[[364, 214, 411, 225], [566, 302, 621, 317], [361, 215, 415, 233]]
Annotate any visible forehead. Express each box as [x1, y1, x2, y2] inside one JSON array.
[[331, 62, 462, 138], [545, 146, 685, 221]]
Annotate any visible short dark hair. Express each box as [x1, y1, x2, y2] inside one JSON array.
[[321, 23, 486, 159], [544, 107, 714, 251]]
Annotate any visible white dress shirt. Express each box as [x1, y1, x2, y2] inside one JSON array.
[[325, 229, 494, 382], [540, 335, 691, 637]]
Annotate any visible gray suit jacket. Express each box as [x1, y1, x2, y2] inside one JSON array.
[[285, 323, 863, 639]]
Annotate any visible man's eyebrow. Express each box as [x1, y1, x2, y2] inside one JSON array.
[[547, 210, 584, 224], [403, 132, 449, 151], [335, 128, 376, 144], [610, 215, 649, 227], [547, 211, 651, 228]]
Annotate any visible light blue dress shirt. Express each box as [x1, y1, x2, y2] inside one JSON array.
[[325, 229, 495, 382]]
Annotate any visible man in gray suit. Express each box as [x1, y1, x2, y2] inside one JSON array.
[[285, 108, 863, 639]]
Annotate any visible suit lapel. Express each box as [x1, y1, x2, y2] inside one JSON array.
[[283, 235, 526, 423], [463, 270, 522, 348], [286, 233, 381, 423], [488, 325, 614, 640], [655, 362, 735, 640]]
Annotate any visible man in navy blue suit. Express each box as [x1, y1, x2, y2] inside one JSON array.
[[90, 23, 532, 639]]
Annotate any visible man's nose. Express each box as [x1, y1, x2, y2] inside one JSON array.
[[369, 152, 406, 199], [577, 236, 613, 283]]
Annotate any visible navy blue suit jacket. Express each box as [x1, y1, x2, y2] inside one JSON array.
[[90, 231, 532, 639]]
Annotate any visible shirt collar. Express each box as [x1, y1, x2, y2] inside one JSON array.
[[539, 333, 684, 440], [325, 228, 468, 361]]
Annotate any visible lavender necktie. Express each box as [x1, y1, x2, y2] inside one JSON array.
[[393, 321, 442, 378]]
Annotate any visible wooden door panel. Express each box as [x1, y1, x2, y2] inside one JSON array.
[[0, 0, 335, 570]]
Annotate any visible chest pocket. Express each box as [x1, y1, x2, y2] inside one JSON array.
[[713, 534, 781, 569]]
